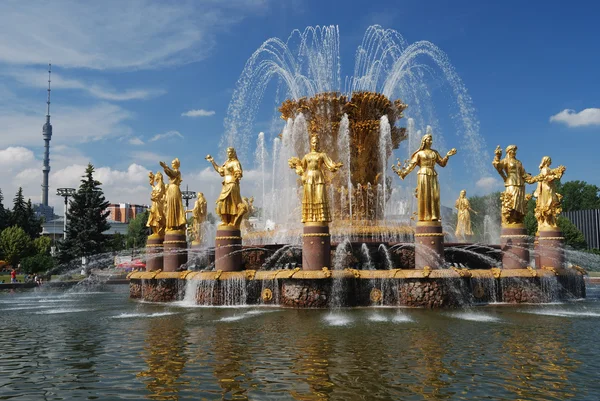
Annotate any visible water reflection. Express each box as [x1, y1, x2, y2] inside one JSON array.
[[501, 316, 580, 399], [137, 316, 189, 400]]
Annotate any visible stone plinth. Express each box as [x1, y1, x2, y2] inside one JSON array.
[[163, 230, 188, 272], [414, 221, 444, 269], [215, 228, 243, 272], [536, 228, 565, 268], [302, 223, 331, 270], [145, 235, 164, 272], [501, 224, 530, 269]]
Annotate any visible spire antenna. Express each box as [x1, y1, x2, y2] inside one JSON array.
[[46, 63, 52, 117]]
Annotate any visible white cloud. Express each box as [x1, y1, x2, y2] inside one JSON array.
[[0, 102, 132, 147], [0, 146, 35, 167], [3, 69, 165, 101], [149, 130, 184, 142], [181, 109, 216, 117], [475, 176, 501, 192], [0, 0, 269, 70], [549, 108, 600, 127], [128, 137, 145, 146]]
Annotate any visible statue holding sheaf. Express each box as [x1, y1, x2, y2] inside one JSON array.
[[146, 171, 166, 236], [492, 145, 535, 225]]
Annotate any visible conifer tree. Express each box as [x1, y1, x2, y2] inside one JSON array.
[[26, 199, 42, 238], [10, 187, 28, 229], [0, 189, 9, 232], [59, 164, 110, 263]]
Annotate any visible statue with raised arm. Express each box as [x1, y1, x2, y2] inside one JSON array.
[[531, 156, 566, 229], [186, 192, 207, 243], [159, 158, 186, 232], [288, 134, 343, 223], [392, 133, 457, 221], [146, 171, 166, 236], [206, 147, 246, 229], [455, 189, 477, 240], [492, 145, 534, 225]]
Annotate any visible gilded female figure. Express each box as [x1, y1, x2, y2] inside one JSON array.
[[455, 189, 477, 239], [492, 145, 534, 224], [392, 134, 456, 221], [531, 156, 566, 229], [186, 192, 207, 243], [206, 147, 244, 227], [159, 158, 187, 231], [146, 171, 166, 236], [288, 134, 343, 223]]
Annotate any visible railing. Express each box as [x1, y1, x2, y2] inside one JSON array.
[[563, 209, 600, 249]]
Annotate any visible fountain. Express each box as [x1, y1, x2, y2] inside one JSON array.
[[129, 25, 588, 308]]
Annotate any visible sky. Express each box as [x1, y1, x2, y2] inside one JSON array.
[[0, 0, 599, 215]]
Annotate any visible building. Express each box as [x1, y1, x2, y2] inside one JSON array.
[[107, 203, 148, 223], [42, 216, 129, 238]]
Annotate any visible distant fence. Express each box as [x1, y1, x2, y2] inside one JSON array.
[[563, 209, 600, 249]]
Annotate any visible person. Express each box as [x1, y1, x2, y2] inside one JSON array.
[[492, 145, 534, 225], [531, 156, 566, 229], [455, 190, 477, 240], [146, 171, 167, 236], [206, 148, 245, 227], [10, 268, 16, 283], [159, 158, 187, 232], [392, 134, 457, 221], [288, 134, 343, 223]]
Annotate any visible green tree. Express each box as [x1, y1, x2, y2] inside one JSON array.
[[0, 189, 9, 232], [126, 210, 149, 249], [10, 187, 28, 229], [466, 192, 501, 241], [33, 236, 52, 255], [556, 180, 600, 211], [59, 164, 111, 263], [109, 232, 126, 252], [0, 226, 33, 267], [26, 199, 42, 238], [524, 197, 537, 236], [557, 216, 587, 250], [21, 254, 55, 274]]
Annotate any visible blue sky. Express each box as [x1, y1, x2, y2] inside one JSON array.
[[0, 0, 598, 213]]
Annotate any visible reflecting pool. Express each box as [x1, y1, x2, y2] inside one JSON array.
[[1, 284, 599, 400]]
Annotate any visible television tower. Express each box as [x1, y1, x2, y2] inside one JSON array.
[[41, 63, 52, 207]]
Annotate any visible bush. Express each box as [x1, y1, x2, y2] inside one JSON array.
[[20, 254, 55, 274]]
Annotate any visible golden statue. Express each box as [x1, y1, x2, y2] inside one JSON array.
[[492, 145, 534, 225], [186, 192, 207, 243], [455, 190, 477, 240], [241, 196, 255, 232], [531, 156, 566, 229], [146, 171, 166, 236], [159, 158, 187, 232], [392, 134, 456, 221], [206, 147, 247, 229], [288, 134, 343, 223]]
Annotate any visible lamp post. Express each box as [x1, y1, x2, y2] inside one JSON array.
[[57, 188, 76, 239], [181, 186, 196, 209]]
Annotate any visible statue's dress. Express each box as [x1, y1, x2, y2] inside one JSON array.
[[163, 167, 187, 230], [455, 197, 473, 236], [300, 151, 338, 223], [493, 157, 528, 216], [216, 159, 243, 219], [146, 181, 166, 233], [405, 149, 448, 221]]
